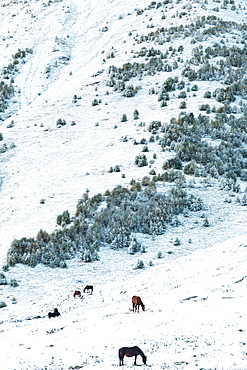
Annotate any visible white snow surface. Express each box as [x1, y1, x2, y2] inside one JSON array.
[[0, 0, 247, 368]]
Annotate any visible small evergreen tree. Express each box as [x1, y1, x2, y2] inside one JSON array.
[[157, 251, 163, 258], [128, 236, 141, 254], [174, 237, 181, 246], [135, 154, 148, 167], [135, 259, 145, 269], [0, 273, 7, 285], [133, 109, 139, 120], [121, 114, 127, 122]]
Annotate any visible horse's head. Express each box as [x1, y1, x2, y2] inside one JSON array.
[[143, 355, 147, 364], [142, 304, 145, 311]]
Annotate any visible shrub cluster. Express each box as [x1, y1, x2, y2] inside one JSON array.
[[0, 81, 14, 112], [156, 111, 247, 183], [6, 183, 203, 268], [0, 48, 33, 112]]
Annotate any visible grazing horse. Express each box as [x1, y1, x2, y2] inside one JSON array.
[[118, 346, 147, 366], [73, 290, 81, 298], [132, 296, 145, 312], [83, 285, 93, 294], [48, 308, 60, 319]]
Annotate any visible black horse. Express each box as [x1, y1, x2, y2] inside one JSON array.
[[83, 285, 93, 294], [118, 346, 147, 366], [48, 308, 60, 319]]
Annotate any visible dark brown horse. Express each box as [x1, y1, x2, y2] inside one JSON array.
[[132, 296, 145, 312], [48, 308, 60, 319], [83, 285, 93, 294], [73, 290, 81, 298], [118, 346, 147, 366]]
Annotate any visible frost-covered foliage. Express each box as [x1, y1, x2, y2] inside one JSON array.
[[0, 272, 7, 285], [0, 301, 7, 308], [0, 81, 15, 112], [6, 184, 203, 268], [157, 112, 247, 183], [56, 210, 71, 226], [0, 48, 33, 112]]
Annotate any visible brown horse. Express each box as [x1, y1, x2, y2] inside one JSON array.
[[73, 290, 81, 298], [118, 346, 147, 366], [132, 296, 145, 312]]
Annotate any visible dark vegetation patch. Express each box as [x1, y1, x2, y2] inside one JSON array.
[[158, 111, 247, 186], [6, 183, 203, 268], [0, 48, 33, 114]]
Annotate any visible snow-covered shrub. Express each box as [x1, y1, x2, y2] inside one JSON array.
[[141, 176, 151, 186], [0, 273, 7, 285], [178, 91, 186, 98], [199, 104, 210, 111], [174, 237, 181, 246], [123, 85, 139, 97], [133, 109, 139, 120], [191, 84, 198, 91], [0, 301, 7, 308], [184, 161, 197, 175], [2, 264, 9, 272], [56, 210, 70, 226], [111, 230, 131, 249], [163, 157, 183, 170], [92, 98, 99, 106], [139, 139, 146, 146], [0, 143, 7, 153], [56, 118, 66, 126], [204, 91, 212, 98], [135, 154, 148, 167], [240, 194, 247, 206], [81, 250, 93, 262], [10, 278, 18, 287], [240, 170, 247, 182], [128, 236, 142, 255], [121, 114, 127, 122], [179, 101, 186, 109], [135, 259, 145, 269]]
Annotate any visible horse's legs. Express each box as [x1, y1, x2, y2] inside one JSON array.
[[134, 355, 137, 365], [119, 355, 123, 366], [133, 303, 136, 312]]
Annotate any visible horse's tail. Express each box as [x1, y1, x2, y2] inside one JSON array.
[[118, 347, 123, 362]]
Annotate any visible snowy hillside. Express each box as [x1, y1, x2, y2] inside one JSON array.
[[1, 0, 247, 368]]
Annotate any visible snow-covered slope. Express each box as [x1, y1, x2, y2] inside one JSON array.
[[1, 235, 247, 369], [1, 0, 246, 260], [1, 0, 247, 368]]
